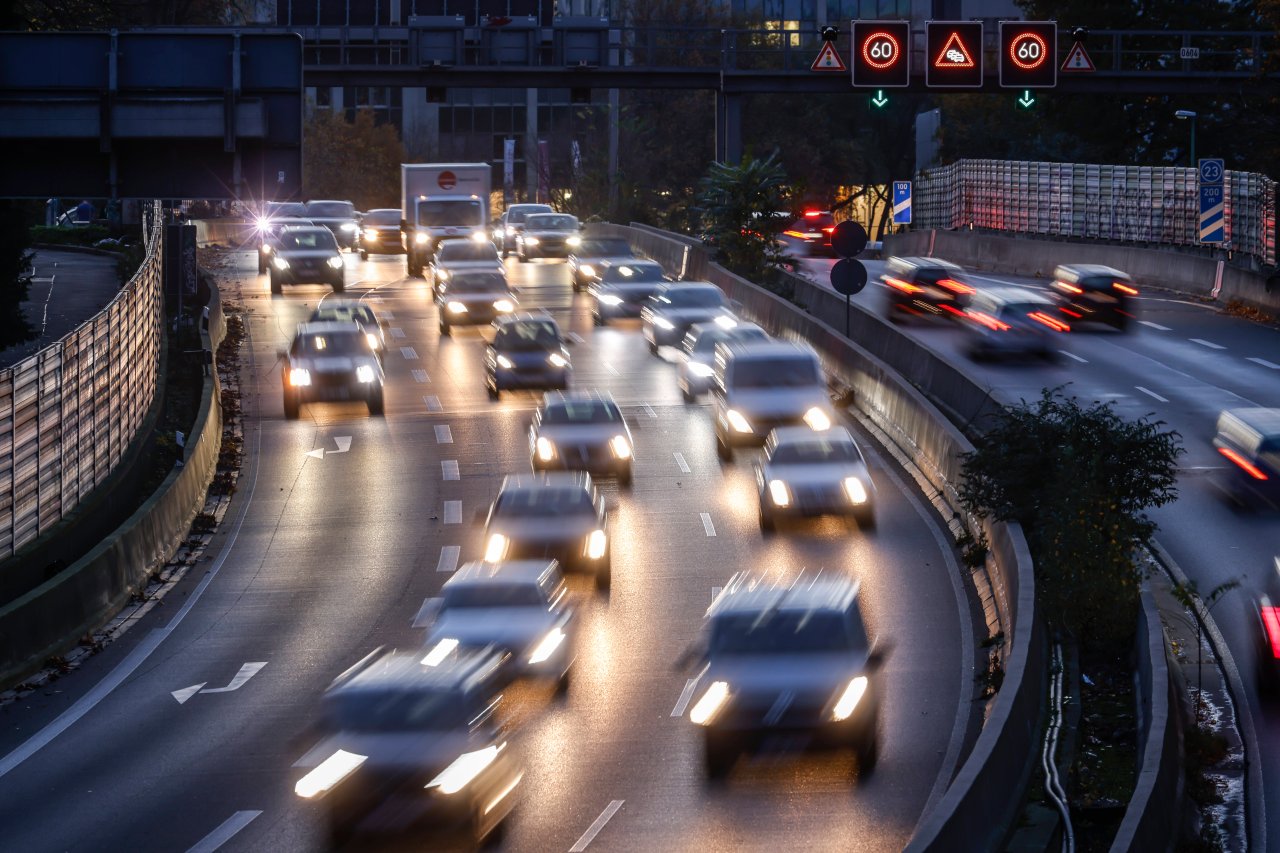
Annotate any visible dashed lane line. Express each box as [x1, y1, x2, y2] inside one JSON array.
[[436, 545, 460, 573], [442, 460, 460, 481], [700, 512, 716, 537], [568, 800, 625, 852], [435, 425, 453, 444], [1190, 338, 1226, 350], [1247, 357, 1280, 370], [674, 452, 691, 474], [1136, 386, 1169, 403], [443, 501, 462, 524], [185, 810, 263, 853], [1058, 350, 1088, 363], [400, 346, 419, 359]]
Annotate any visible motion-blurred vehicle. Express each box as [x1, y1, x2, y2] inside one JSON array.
[[756, 426, 875, 532], [1251, 558, 1280, 695], [482, 473, 611, 590], [677, 321, 769, 402], [268, 226, 345, 294], [256, 205, 311, 274], [430, 238, 504, 300], [402, 162, 491, 278], [421, 559, 577, 694], [308, 299, 389, 361], [681, 573, 884, 779], [304, 200, 360, 249], [280, 321, 384, 419], [589, 260, 670, 325], [485, 313, 571, 399], [641, 281, 735, 353], [436, 270, 517, 337], [496, 203, 553, 258], [783, 210, 837, 256], [1213, 408, 1280, 510], [356, 208, 404, 259], [960, 287, 1068, 362], [569, 237, 637, 292], [712, 340, 835, 461], [530, 391, 634, 486], [293, 646, 521, 846], [881, 256, 975, 324], [1050, 264, 1138, 331], [516, 213, 582, 261]]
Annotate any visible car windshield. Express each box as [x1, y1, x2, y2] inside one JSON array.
[[526, 214, 578, 230], [579, 239, 633, 257], [279, 230, 338, 250], [444, 584, 547, 609], [449, 272, 509, 293], [542, 401, 621, 425], [292, 331, 369, 356], [495, 487, 595, 518], [710, 611, 861, 655], [311, 306, 376, 326], [363, 209, 399, 226], [494, 321, 560, 351], [306, 201, 354, 218], [733, 356, 821, 388], [417, 199, 484, 226], [770, 440, 859, 465], [1079, 275, 1119, 291], [507, 206, 551, 225], [660, 288, 724, 308], [265, 202, 306, 218], [439, 242, 499, 261], [327, 688, 469, 732], [603, 264, 664, 283]]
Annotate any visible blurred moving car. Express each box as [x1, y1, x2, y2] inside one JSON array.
[[268, 226, 345, 294], [294, 646, 521, 846], [430, 238, 504, 300], [881, 256, 975, 324], [305, 200, 360, 250], [712, 340, 835, 461], [257, 208, 312, 274], [356, 208, 404, 259], [517, 213, 582, 261], [496, 203, 553, 258], [756, 426, 875, 532], [422, 559, 577, 694], [280, 321, 384, 419], [1251, 558, 1280, 696], [569, 237, 637, 292], [783, 210, 837, 256], [1050, 264, 1138, 331], [436, 270, 517, 337], [485, 313, 572, 399], [1213, 408, 1280, 510], [960, 287, 1068, 362], [529, 391, 634, 486], [682, 573, 885, 779], [308, 299, 388, 361], [641, 281, 735, 354], [677, 321, 769, 403], [483, 473, 611, 590], [589, 260, 670, 325]]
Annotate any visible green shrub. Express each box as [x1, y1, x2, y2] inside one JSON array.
[[30, 225, 111, 247]]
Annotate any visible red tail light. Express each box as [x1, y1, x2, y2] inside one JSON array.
[[1060, 307, 1083, 318], [968, 311, 1011, 332], [804, 210, 822, 218], [1262, 605, 1280, 658], [1112, 282, 1138, 296], [1029, 311, 1071, 332], [884, 276, 922, 294], [821, 226, 835, 234], [940, 304, 966, 317], [936, 278, 974, 295], [1219, 447, 1269, 480], [1055, 281, 1083, 294]]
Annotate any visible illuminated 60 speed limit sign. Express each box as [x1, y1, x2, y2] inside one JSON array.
[[862, 32, 900, 69], [852, 21, 910, 88], [998, 21, 1058, 88]]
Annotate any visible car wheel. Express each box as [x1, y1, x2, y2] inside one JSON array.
[[592, 311, 603, 326], [487, 382, 500, 401], [326, 817, 355, 848], [269, 272, 282, 295], [359, 249, 368, 261], [595, 560, 611, 592], [283, 391, 300, 420], [408, 262, 422, 277], [716, 436, 733, 463], [555, 669, 571, 698], [703, 731, 735, 780], [855, 730, 879, 777], [647, 338, 659, 356], [518, 252, 528, 263], [854, 507, 876, 531], [618, 465, 633, 488], [367, 390, 385, 417], [759, 508, 775, 534], [439, 320, 451, 338], [475, 807, 507, 848], [257, 257, 267, 275], [681, 384, 695, 404], [331, 280, 344, 294]]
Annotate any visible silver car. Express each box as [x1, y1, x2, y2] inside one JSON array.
[[517, 213, 582, 261], [961, 287, 1068, 362], [530, 391, 634, 486], [308, 299, 388, 361], [677, 321, 769, 402], [483, 473, 611, 590], [496, 203, 553, 258], [421, 559, 577, 693], [430, 238, 504, 300], [304, 199, 359, 249], [569, 236, 636, 291], [589, 260, 669, 325], [436, 270, 517, 336], [641, 281, 735, 353], [756, 426, 875, 532], [268, 225, 345, 294], [280, 321, 384, 419], [712, 340, 835, 460]]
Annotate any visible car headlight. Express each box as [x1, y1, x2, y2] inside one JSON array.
[[288, 367, 311, 386], [496, 355, 515, 370], [803, 407, 832, 431], [365, 332, 380, 350], [484, 533, 508, 562], [272, 256, 290, 271], [689, 681, 731, 726], [598, 294, 623, 306], [494, 299, 515, 313], [548, 352, 569, 368], [340, 222, 358, 232], [832, 676, 869, 721], [714, 314, 737, 329], [447, 301, 468, 314], [327, 256, 343, 269], [726, 409, 752, 434], [295, 749, 367, 799], [688, 362, 714, 378], [843, 477, 868, 505], [654, 316, 675, 330], [524, 236, 540, 246], [567, 235, 582, 247], [255, 216, 270, 232], [415, 231, 429, 245], [528, 627, 566, 665], [356, 365, 376, 383], [260, 243, 273, 255], [422, 638, 459, 667], [363, 228, 378, 241], [536, 436, 556, 461], [505, 226, 517, 237], [580, 264, 596, 277], [768, 479, 791, 507], [436, 269, 450, 281], [470, 230, 489, 244], [609, 435, 632, 459], [426, 744, 502, 795], [586, 529, 607, 560]]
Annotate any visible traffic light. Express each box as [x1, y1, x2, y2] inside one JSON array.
[[999, 21, 1058, 88], [925, 21, 984, 88], [852, 21, 910, 89]]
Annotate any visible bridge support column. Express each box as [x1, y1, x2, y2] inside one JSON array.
[[715, 91, 742, 165]]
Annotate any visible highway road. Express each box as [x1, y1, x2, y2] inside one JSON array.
[[0, 247, 983, 851], [795, 246, 1280, 842]]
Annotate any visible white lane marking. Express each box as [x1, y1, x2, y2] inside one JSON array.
[[412, 369, 430, 383], [1136, 386, 1169, 403], [304, 435, 352, 460], [569, 800, 625, 852], [671, 678, 699, 717], [700, 513, 716, 537], [425, 395, 443, 412], [401, 346, 419, 359], [444, 500, 462, 524], [186, 810, 263, 853], [1190, 338, 1226, 350], [380, 309, 394, 319], [1058, 350, 1087, 363], [568, 332, 586, 345], [442, 460, 460, 480], [1138, 320, 1172, 331], [435, 425, 453, 444], [201, 661, 268, 695], [437, 545, 460, 573], [603, 362, 620, 376], [642, 404, 657, 419], [674, 452, 691, 474], [0, 426, 265, 779], [1247, 357, 1280, 370], [390, 327, 407, 338], [711, 586, 723, 603]]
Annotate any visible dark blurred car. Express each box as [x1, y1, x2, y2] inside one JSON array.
[[588, 260, 670, 324], [641, 281, 735, 353], [530, 391, 634, 486], [568, 237, 637, 292], [305, 199, 360, 250], [357, 208, 404, 259], [496, 203, 553, 258], [431, 238, 504, 300], [308, 299, 389, 361], [280, 321, 384, 418], [1050, 264, 1138, 331], [437, 270, 517, 337], [483, 473, 611, 590], [516, 213, 582, 261], [960, 287, 1069, 362], [682, 573, 885, 779], [257, 210, 312, 274], [268, 226, 345, 294], [1213, 408, 1280, 510], [293, 646, 521, 846], [881, 256, 975, 324], [783, 210, 837, 256], [485, 313, 571, 399]]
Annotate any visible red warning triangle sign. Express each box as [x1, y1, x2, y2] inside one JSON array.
[[933, 31, 975, 68], [1060, 42, 1096, 73], [811, 41, 847, 72]]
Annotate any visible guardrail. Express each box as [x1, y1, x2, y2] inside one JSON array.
[[0, 202, 164, 561]]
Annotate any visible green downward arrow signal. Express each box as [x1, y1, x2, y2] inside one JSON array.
[[1017, 89, 1036, 109], [871, 90, 889, 108]]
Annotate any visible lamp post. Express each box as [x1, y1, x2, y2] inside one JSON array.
[[1175, 110, 1197, 168]]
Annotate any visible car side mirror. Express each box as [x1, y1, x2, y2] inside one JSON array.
[[412, 597, 443, 628]]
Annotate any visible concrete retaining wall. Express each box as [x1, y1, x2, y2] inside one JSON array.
[[194, 218, 256, 249]]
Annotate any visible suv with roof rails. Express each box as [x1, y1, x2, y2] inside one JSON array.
[[712, 339, 835, 461]]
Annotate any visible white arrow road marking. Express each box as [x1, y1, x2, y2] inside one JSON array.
[[200, 662, 268, 694], [569, 800, 624, 852], [305, 448, 324, 459], [186, 810, 263, 853], [171, 683, 206, 704], [304, 436, 352, 459]]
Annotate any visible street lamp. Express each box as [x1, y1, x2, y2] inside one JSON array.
[[1175, 110, 1197, 168]]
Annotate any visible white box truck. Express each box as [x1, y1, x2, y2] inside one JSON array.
[[401, 163, 492, 277]]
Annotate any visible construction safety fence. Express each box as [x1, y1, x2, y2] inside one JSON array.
[[0, 202, 164, 560], [913, 159, 1277, 268]]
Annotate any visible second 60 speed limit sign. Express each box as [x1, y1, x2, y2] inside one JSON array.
[[852, 21, 910, 88], [999, 21, 1057, 88]]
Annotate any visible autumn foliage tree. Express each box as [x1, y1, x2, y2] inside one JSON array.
[[303, 110, 406, 212]]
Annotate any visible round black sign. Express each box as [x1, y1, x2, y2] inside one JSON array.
[[831, 221, 869, 258], [831, 258, 868, 296]]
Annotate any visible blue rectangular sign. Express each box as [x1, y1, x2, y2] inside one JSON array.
[[1198, 158, 1225, 244], [892, 181, 912, 225]]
